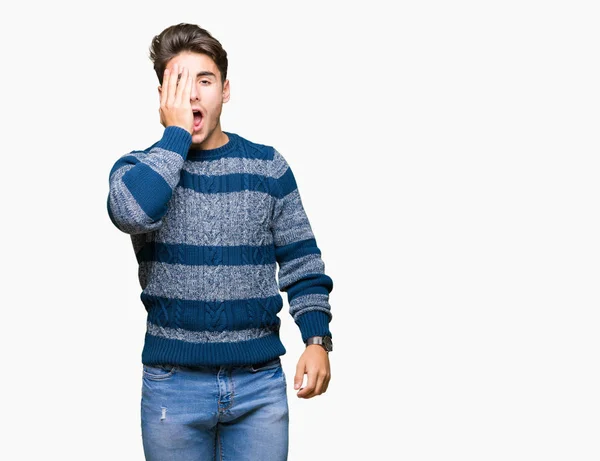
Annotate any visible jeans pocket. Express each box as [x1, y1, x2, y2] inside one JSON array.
[[143, 364, 178, 380], [249, 357, 281, 373]]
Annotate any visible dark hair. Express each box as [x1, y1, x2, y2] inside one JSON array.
[[149, 23, 228, 85]]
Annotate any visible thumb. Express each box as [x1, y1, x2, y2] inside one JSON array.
[[294, 362, 305, 390]]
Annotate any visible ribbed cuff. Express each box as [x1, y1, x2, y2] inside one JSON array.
[[156, 126, 192, 159], [296, 310, 332, 343]]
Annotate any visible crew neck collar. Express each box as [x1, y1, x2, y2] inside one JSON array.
[[186, 132, 238, 161]]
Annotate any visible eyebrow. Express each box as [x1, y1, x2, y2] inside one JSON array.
[[196, 71, 217, 79], [173, 70, 217, 84]]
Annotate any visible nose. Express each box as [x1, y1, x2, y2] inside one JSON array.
[[190, 82, 199, 101]]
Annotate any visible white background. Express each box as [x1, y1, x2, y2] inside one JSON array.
[[2, 0, 599, 459]]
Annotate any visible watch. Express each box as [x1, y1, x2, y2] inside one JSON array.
[[305, 335, 333, 352]]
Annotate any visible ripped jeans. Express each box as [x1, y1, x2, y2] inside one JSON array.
[[140, 357, 289, 461]]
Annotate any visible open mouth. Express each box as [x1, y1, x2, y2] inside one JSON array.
[[192, 110, 203, 130]]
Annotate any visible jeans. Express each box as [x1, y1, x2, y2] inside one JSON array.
[[141, 357, 289, 461]]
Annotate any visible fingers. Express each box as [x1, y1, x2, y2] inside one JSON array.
[[296, 367, 330, 399], [160, 68, 170, 108], [166, 63, 179, 106], [174, 67, 191, 105], [294, 362, 304, 391], [180, 67, 193, 104], [296, 372, 320, 398], [162, 64, 192, 105], [297, 370, 316, 398], [159, 64, 194, 132], [322, 372, 331, 393]]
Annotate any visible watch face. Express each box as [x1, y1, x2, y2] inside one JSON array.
[[323, 336, 333, 351]]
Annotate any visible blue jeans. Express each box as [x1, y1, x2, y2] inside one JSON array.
[[141, 357, 289, 460]]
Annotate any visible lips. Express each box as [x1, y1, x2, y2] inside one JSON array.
[[192, 109, 203, 130]]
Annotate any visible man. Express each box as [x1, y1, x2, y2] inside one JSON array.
[[106, 23, 334, 460]]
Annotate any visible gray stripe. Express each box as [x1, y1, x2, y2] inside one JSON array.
[[147, 322, 278, 343], [271, 149, 289, 179], [108, 165, 163, 234], [182, 157, 277, 177], [151, 187, 275, 246], [271, 190, 314, 246], [289, 293, 332, 320], [141, 262, 279, 300], [278, 254, 325, 292], [110, 149, 184, 190], [141, 147, 186, 189]]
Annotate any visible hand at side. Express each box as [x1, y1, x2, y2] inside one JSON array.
[[294, 345, 331, 399]]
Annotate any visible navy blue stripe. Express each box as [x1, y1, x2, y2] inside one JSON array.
[[278, 167, 297, 197], [136, 242, 276, 266], [287, 286, 331, 302], [109, 154, 139, 177], [152, 126, 192, 158], [275, 238, 321, 264], [141, 293, 283, 332], [286, 273, 334, 301], [142, 332, 286, 367], [122, 163, 172, 221], [235, 137, 275, 160], [296, 310, 332, 342], [185, 133, 276, 162], [180, 171, 287, 196]]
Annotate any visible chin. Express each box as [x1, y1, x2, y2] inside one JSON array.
[[191, 120, 222, 149], [191, 133, 205, 143], [191, 131, 208, 146]]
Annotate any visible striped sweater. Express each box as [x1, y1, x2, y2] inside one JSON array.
[[107, 126, 333, 367]]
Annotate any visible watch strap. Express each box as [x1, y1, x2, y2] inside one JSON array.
[[305, 335, 333, 352], [306, 336, 324, 346]]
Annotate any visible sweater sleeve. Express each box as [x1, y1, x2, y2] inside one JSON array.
[[270, 149, 334, 342], [107, 126, 192, 235]]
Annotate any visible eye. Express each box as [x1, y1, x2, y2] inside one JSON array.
[[200, 80, 211, 85]]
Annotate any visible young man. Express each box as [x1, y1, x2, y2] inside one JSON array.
[[106, 23, 334, 460]]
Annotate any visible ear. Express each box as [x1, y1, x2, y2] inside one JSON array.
[[222, 79, 230, 103], [157, 85, 162, 100]]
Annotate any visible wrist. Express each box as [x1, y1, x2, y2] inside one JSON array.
[[305, 335, 333, 352]]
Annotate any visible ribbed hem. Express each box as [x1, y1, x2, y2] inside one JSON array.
[[156, 126, 192, 159], [141, 331, 287, 367], [186, 132, 239, 160], [296, 310, 332, 343]]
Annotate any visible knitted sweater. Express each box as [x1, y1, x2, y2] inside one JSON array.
[[107, 126, 333, 367]]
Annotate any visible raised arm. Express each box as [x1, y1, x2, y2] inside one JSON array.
[[107, 65, 194, 235], [107, 127, 191, 234]]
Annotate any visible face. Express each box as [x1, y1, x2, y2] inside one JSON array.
[[158, 51, 230, 149]]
